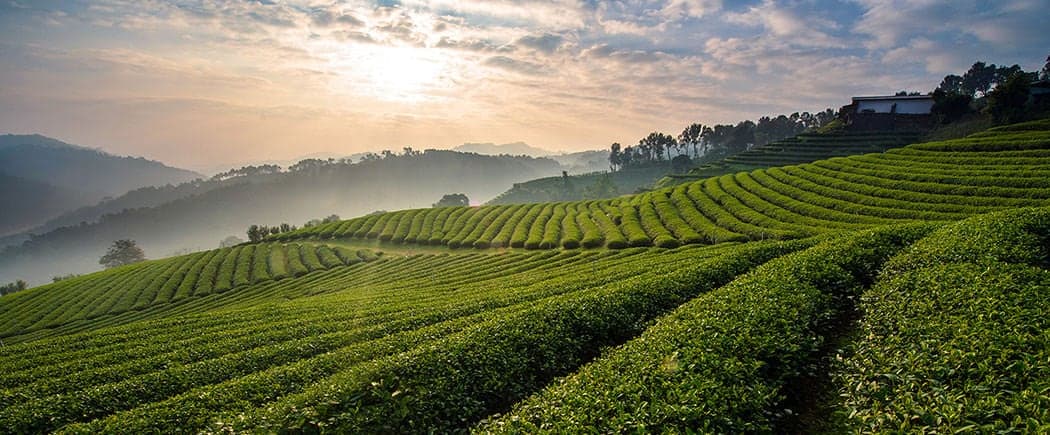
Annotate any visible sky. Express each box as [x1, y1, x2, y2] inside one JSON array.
[[0, 0, 1047, 172]]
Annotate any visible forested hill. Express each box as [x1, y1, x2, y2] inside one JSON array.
[[0, 150, 561, 285], [0, 134, 202, 236]]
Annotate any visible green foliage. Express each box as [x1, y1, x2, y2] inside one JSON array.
[[474, 205, 520, 249], [618, 204, 652, 247], [575, 211, 604, 248], [434, 193, 470, 208], [483, 224, 935, 433], [249, 244, 271, 282], [509, 204, 542, 248], [637, 197, 679, 248], [99, 239, 146, 269], [376, 212, 401, 241], [403, 209, 428, 243], [559, 204, 582, 249], [212, 246, 241, 293], [524, 204, 553, 250], [285, 244, 310, 277], [838, 208, 1050, 432], [218, 241, 801, 433], [389, 210, 418, 243], [986, 72, 1032, 124], [587, 203, 627, 249], [539, 204, 566, 249], [0, 280, 27, 296], [2, 119, 1050, 434]]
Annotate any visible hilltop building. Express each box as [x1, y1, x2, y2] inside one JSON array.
[[842, 94, 934, 131]]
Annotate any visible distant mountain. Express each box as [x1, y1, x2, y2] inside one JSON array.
[[547, 150, 609, 174], [453, 141, 552, 157], [0, 150, 563, 285], [0, 173, 92, 236], [0, 134, 201, 195], [0, 134, 202, 236]]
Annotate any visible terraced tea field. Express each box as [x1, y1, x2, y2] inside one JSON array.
[[280, 122, 1050, 249], [658, 130, 923, 187], [1, 119, 1049, 432]]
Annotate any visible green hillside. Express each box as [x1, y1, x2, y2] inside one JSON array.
[[1, 119, 1049, 433], [485, 163, 670, 205], [656, 130, 924, 188], [278, 122, 1049, 249]]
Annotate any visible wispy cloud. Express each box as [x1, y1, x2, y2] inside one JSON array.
[[0, 0, 1046, 170]]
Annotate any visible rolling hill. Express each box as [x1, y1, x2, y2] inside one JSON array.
[[655, 129, 924, 188], [0, 119, 1048, 432], [0, 150, 563, 285], [0, 134, 202, 236], [0, 173, 86, 237]]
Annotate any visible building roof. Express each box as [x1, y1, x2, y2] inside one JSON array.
[[852, 95, 933, 102]]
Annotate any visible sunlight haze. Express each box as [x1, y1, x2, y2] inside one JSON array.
[[0, 0, 1046, 170]]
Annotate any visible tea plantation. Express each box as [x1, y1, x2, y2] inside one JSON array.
[[1, 119, 1048, 432]]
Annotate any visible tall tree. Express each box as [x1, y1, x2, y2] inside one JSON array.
[[986, 72, 1031, 124], [433, 193, 470, 207], [0, 280, 27, 296], [608, 142, 622, 170], [678, 123, 704, 158], [961, 62, 998, 97], [99, 239, 146, 269]]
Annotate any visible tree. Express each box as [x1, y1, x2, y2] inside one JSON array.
[[1042, 54, 1050, 80], [937, 74, 965, 94], [220, 235, 244, 248], [52, 273, 79, 283], [0, 280, 27, 296], [433, 193, 469, 207], [639, 132, 676, 161], [986, 72, 1031, 124], [961, 61, 998, 97], [931, 89, 973, 123], [99, 239, 146, 269], [247, 224, 272, 242], [609, 142, 622, 170], [678, 123, 704, 158], [671, 154, 693, 173]]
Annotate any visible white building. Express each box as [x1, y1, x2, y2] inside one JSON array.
[[852, 95, 934, 114]]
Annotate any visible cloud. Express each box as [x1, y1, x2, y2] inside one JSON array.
[[853, 0, 1049, 73], [309, 7, 364, 28], [0, 0, 1046, 165], [515, 33, 565, 53], [658, 0, 722, 21], [725, 0, 843, 48], [482, 55, 549, 76]]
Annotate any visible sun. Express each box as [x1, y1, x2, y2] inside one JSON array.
[[330, 45, 450, 103]]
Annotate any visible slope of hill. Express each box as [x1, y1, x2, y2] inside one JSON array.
[[0, 150, 562, 285], [0, 134, 201, 198], [0, 134, 202, 235], [0, 173, 88, 236], [0, 119, 1048, 433], [453, 141, 551, 156], [655, 130, 923, 188], [485, 163, 670, 205], [284, 122, 1049, 249]]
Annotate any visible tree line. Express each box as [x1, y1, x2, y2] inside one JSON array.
[[246, 214, 341, 243], [608, 110, 837, 171], [932, 55, 1050, 125]]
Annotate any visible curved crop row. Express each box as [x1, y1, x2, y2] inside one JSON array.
[[481, 224, 936, 433], [837, 207, 1050, 433]]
